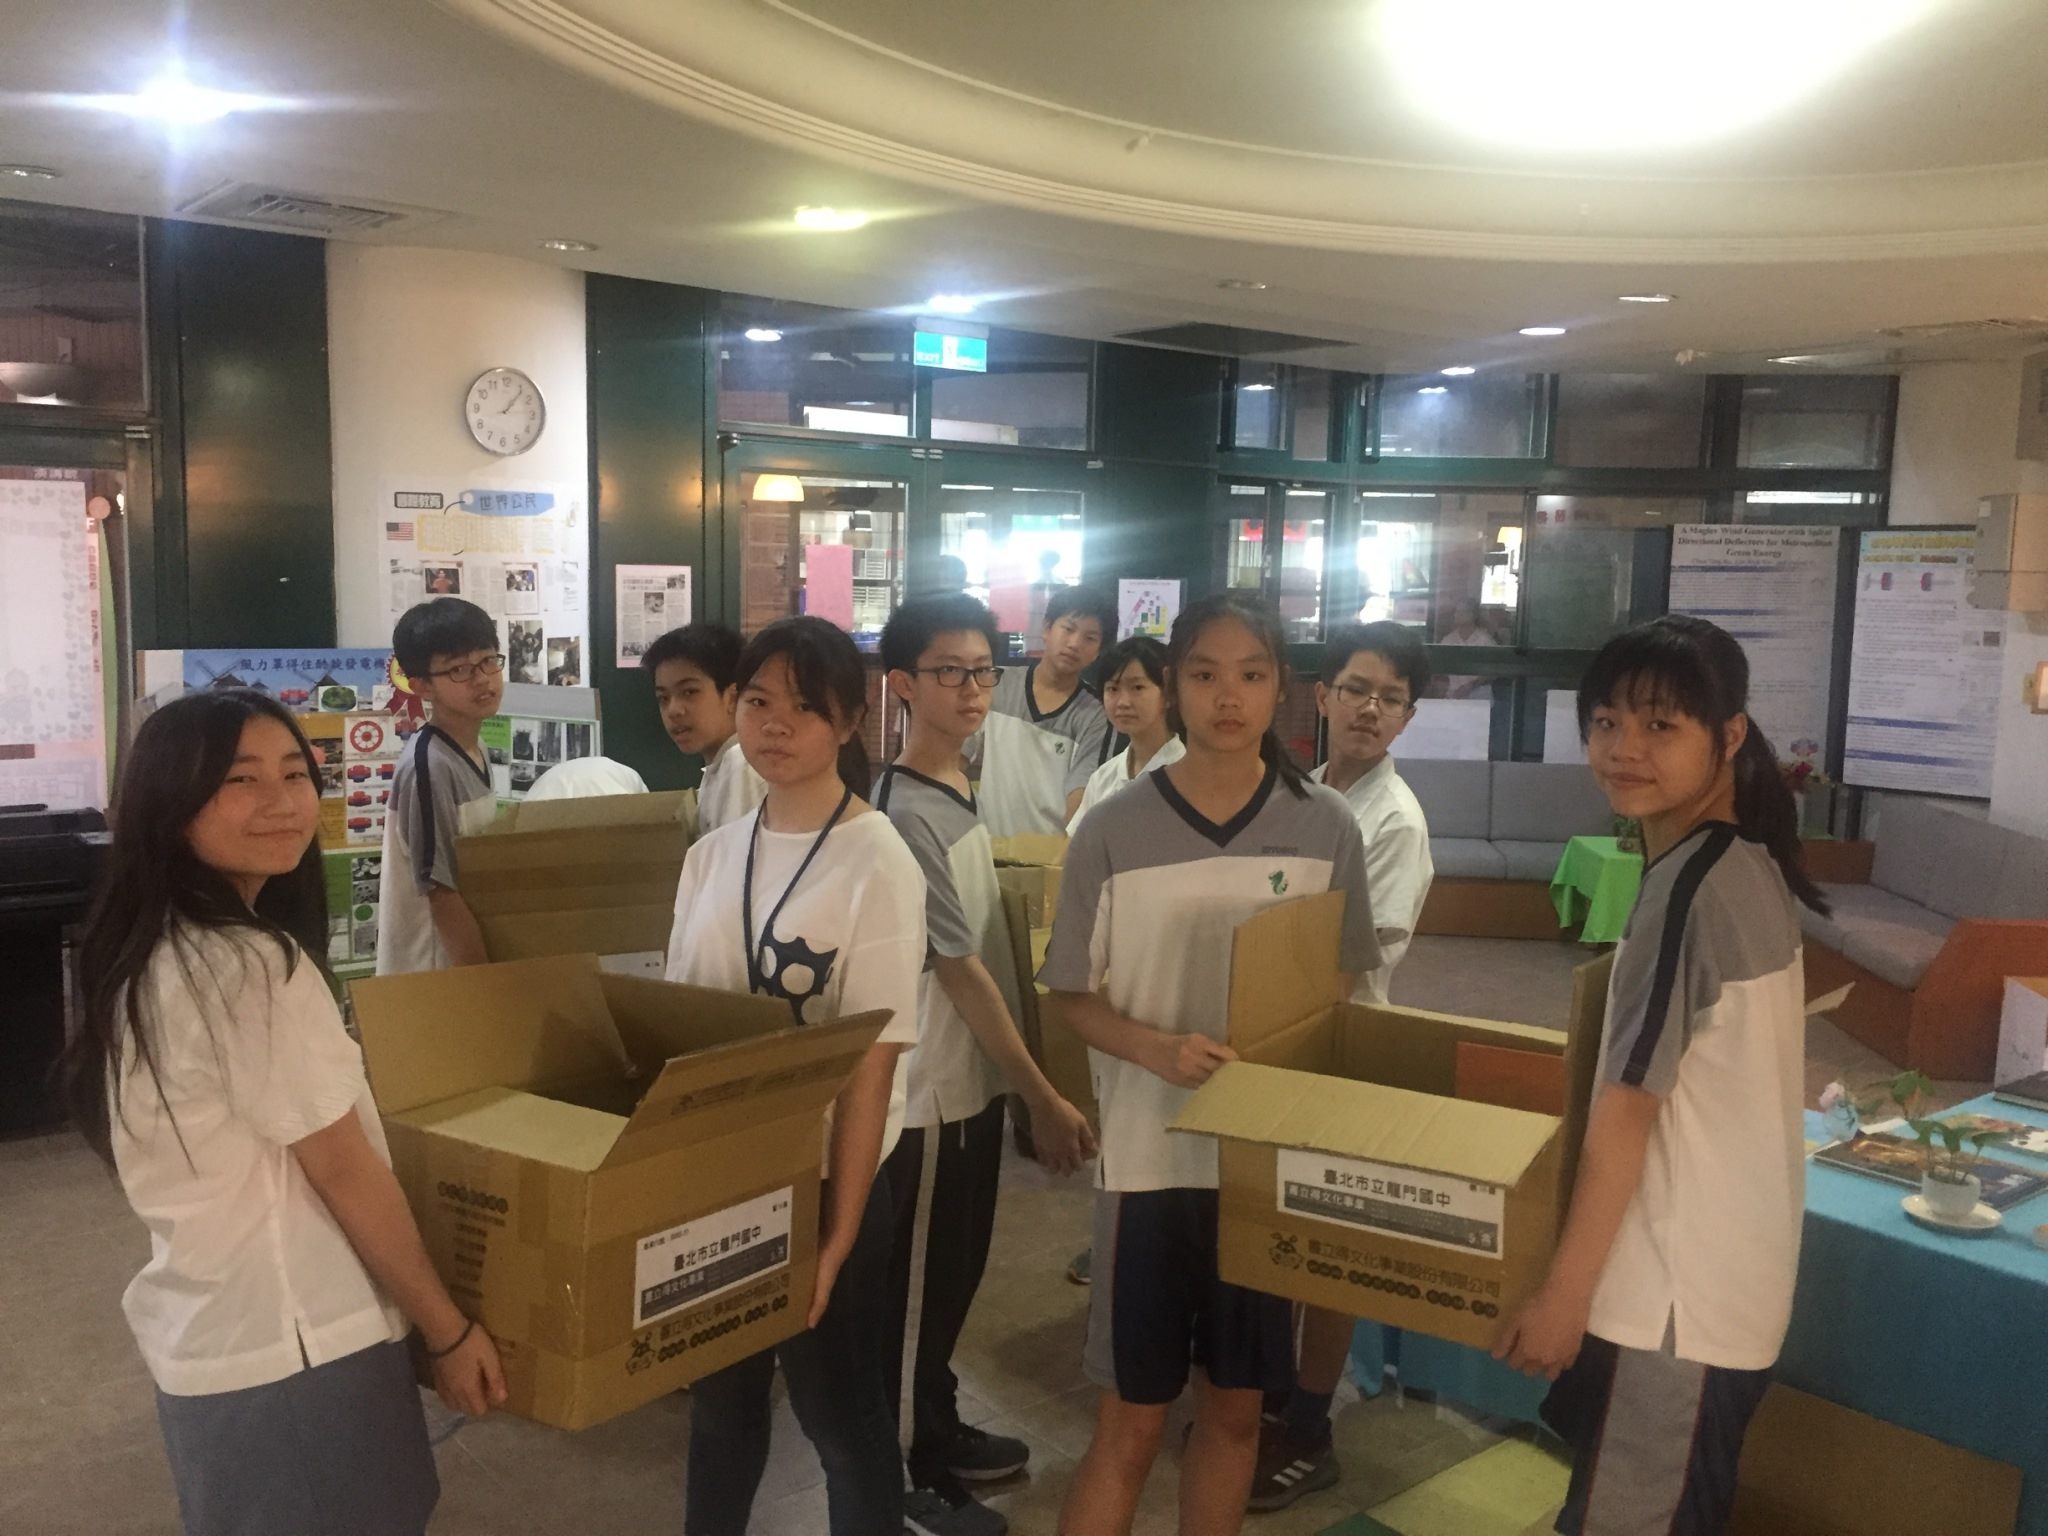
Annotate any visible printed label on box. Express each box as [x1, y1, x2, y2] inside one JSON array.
[[1276, 1149, 1505, 1259], [633, 1188, 794, 1328]]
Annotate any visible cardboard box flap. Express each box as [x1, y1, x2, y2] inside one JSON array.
[[1171, 1061, 1560, 1189], [601, 1009, 892, 1168], [991, 833, 1067, 868], [1228, 893, 1349, 1053], [486, 789, 696, 834], [352, 954, 634, 1116], [598, 973, 792, 1063], [396, 1084, 623, 1172], [456, 825, 690, 918]]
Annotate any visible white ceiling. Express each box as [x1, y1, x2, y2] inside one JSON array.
[[2, 0, 2047, 373]]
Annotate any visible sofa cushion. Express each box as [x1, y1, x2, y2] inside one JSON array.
[[1494, 839, 1570, 881], [1799, 882, 1955, 990], [1870, 800, 2008, 918], [1401, 759, 1493, 840], [1869, 800, 1945, 910], [1430, 837, 1508, 879], [1487, 763, 1612, 843], [1987, 827, 2048, 920]]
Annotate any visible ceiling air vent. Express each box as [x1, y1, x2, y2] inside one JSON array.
[[1115, 322, 1349, 356], [177, 182, 441, 235], [1875, 319, 2048, 341]]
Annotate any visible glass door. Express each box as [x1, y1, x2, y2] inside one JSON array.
[[1212, 481, 1334, 644], [928, 455, 1091, 658]]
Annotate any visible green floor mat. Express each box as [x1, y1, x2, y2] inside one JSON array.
[[1358, 1439, 1566, 1536]]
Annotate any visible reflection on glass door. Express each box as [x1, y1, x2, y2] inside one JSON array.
[[1278, 489, 1330, 643], [933, 484, 1085, 655], [1354, 493, 1434, 627], [738, 471, 906, 650]]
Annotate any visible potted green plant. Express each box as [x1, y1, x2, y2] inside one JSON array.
[[1860, 1071, 2009, 1221]]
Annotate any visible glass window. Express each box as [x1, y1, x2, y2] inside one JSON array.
[[1219, 482, 1270, 591], [1278, 489, 1332, 642], [1552, 373, 1707, 468], [719, 296, 913, 437], [1353, 494, 1435, 627], [1290, 368, 1334, 462], [1431, 493, 1525, 698], [1376, 372, 1543, 458], [738, 471, 906, 649], [1231, 362, 1283, 451], [1734, 489, 1884, 526], [1525, 496, 1703, 650], [1737, 375, 1892, 469], [930, 330, 1090, 450], [0, 200, 143, 412], [934, 484, 1085, 653], [1230, 363, 1338, 459]]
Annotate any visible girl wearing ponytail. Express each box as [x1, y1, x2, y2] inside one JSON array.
[[1494, 614, 1817, 1536]]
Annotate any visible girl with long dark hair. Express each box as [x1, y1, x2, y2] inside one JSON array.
[[1494, 615, 1823, 1536], [663, 617, 923, 1536], [1067, 634, 1185, 834], [1041, 592, 1377, 1536], [63, 689, 503, 1536]]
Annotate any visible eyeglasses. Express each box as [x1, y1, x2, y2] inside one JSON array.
[[1331, 682, 1412, 714], [428, 654, 506, 684], [913, 664, 1004, 690]]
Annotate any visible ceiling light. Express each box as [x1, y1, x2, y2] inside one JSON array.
[[1417, 385, 1449, 395], [1769, 354, 1829, 365], [1375, 0, 1944, 153], [924, 294, 977, 315], [743, 327, 783, 343], [1218, 279, 1269, 291], [98, 72, 280, 125], [1440, 366, 1476, 376], [539, 238, 594, 253], [1241, 382, 1276, 393], [0, 164, 60, 180], [751, 474, 806, 503], [1618, 293, 1676, 304], [1519, 326, 1567, 337], [794, 205, 869, 232]]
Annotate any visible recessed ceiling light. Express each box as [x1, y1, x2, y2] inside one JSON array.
[[794, 205, 869, 232], [1618, 293, 1676, 304], [1417, 385, 1449, 395], [0, 164, 61, 180], [539, 238, 594, 253], [1241, 382, 1276, 393], [1440, 365, 1476, 376], [924, 294, 978, 315], [98, 72, 281, 125], [1519, 326, 1567, 337], [1218, 279, 1269, 291], [1769, 354, 1828, 365], [743, 327, 784, 343]]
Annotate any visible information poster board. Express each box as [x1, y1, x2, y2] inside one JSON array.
[[0, 476, 105, 810], [1395, 698, 1492, 760], [1843, 530, 2002, 797], [1118, 579, 1183, 640], [1669, 525, 1840, 766], [614, 565, 691, 668]]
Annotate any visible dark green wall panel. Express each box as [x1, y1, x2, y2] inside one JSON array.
[[1096, 343, 1227, 465]]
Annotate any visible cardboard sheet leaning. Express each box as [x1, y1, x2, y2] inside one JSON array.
[[352, 953, 886, 1429]]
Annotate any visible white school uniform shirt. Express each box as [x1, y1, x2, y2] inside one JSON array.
[[665, 808, 924, 1174], [696, 735, 770, 835], [1066, 735, 1187, 835], [1040, 765, 1379, 1193], [875, 765, 1024, 1128], [1586, 823, 1807, 1371], [112, 928, 408, 1397], [1310, 756, 1434, 1005], [376, 724, 500, 977]]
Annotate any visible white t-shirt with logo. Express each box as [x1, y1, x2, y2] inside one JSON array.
[[1311, 756, 1434, 1005], [665, 808, 924, 1175], [113, 928, 408, 1396]]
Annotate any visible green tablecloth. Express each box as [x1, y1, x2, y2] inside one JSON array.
[[1549, 835, 1643, 945]]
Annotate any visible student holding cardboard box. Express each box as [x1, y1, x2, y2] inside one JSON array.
[[1492, 616, 1828, 1536], [378, 597, 505, 975], [63, 690, 505, 1536], [1041, 593, 1378, 1536], [642, 622, 769, 833], [664, 616, 924, 1536], [876, 595, 1098, 1536], [1250, 620, 1439, 1510]]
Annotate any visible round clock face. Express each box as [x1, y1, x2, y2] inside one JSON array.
[[465, 368, 545, 456]]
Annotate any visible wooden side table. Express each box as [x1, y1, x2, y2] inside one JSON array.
[[1799, 838, 1874, 885]]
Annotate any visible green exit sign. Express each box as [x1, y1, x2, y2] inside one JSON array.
[[914, 329, 988, 372]]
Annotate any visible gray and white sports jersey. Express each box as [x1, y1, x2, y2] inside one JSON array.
[[971, 664, 1114, 836], [376, 725, 498, 977], [1587, 822, 1807, 1371], [1040, 764, 1378, 1192], [875, 764, 1026, 1127]]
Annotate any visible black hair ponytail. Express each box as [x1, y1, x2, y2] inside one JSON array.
[[1578, 614, 1829, 916], [1165, 591, 1311, 799]]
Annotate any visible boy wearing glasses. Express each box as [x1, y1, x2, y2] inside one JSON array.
[[377, 599, 506, 976], [877, 596, 1097, 1536], [1250, 620, 1436, 1511]]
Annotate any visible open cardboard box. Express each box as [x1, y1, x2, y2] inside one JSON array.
[[991, 832, 1065, 931], [455, 790, 695, 968], [352, 953, 885, 1429]]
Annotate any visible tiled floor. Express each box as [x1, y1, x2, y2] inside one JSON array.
[[0, 935, 1985, 1535]]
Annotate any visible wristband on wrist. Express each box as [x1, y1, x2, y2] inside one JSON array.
[[426, 1319, 475, 1361]]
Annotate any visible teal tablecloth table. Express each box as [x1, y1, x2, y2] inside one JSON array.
[[1349, 1092, 2048, 1533], [1549, 835, 1643, 945]]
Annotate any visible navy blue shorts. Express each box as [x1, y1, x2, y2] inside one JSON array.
[[1083, 1188, 1294, 1406], [1542, 1332, 1772, 1536]]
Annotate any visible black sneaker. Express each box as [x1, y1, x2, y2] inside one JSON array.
[[904, 1478, 1008, 1536], [939, 1424, 1030, 1483], [1246, 1421, 1339, 1512]]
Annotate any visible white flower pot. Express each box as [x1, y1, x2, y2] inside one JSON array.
[[1921, 1171, 1981, 1221]]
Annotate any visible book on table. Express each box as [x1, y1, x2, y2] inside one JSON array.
[[1811, 1133, 2048, 1212], [1936, 1111, 2048, 1157]]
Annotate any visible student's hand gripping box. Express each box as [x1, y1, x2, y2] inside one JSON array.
[[352, 953, 886, 1429], [1169, 892, 1606, 1351], [454, 790, 697, 973]]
